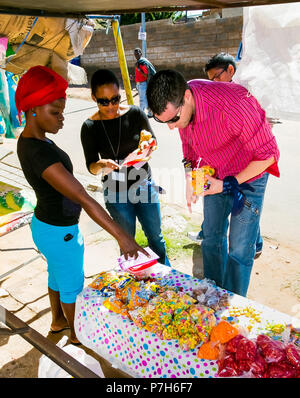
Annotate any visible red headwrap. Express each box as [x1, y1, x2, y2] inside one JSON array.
[[15, 65, 68, 125]]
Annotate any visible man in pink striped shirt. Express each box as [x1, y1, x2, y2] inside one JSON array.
[[147, 69, 280, 297], [188, 52, 264, 259]]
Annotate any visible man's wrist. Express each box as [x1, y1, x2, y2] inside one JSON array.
[[222, 176, 239, 194]]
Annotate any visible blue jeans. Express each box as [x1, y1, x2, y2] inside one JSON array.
[[198, 224, 263, 253], [136, 81, 149, 114], [104, 180, 170, 266], [201, 173, 269, 297]]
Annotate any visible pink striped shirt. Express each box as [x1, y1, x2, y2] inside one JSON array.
[[179, 79, 280, 181]]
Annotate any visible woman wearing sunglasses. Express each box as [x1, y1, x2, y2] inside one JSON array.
[[80, 69, 170, 266]]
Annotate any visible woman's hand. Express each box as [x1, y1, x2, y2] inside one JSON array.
[[117, 232, 150, 260], [99, 159, 120, 175], [89, 159, 119, 176]]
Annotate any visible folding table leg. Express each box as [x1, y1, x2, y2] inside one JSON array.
[[0, 305, 101, 378]]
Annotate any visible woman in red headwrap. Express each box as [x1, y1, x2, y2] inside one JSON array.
[[16, 65, 148, 345]]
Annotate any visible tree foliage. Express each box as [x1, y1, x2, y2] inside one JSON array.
[[120, 12, 181, 25], [93, 11, 186, 30]]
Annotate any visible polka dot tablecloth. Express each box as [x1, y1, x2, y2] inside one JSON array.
[[74, 266, 300, 378]]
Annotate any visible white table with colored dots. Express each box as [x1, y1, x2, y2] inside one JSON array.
[[74, 266, 300, 378]]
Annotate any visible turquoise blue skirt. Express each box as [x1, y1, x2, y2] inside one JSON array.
[[31, 214, 84, 303]]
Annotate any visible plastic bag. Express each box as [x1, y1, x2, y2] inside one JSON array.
[[0, 37, 8, 68], [0, 68, 13, 138], [65, 18, 94, 57], [256, 334, 286, 363], [38, 336, 104, 378], [192, 278, 230, 311], [118, 247, 160, 279], [286, 343, 300, 368], [218, 333, 300, 378], [210, 320, 239, 344], [218, 334, 257, 377], [6, 71, 25, 130]]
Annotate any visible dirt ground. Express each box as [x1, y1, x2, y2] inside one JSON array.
[[0, 87, 299, 379]]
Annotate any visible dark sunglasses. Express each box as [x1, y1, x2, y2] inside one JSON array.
[[96, 94, 121, 106], [153, 102, 183, 124]]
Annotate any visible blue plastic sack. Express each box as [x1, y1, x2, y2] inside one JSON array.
[[0, 113, 6, 136], [0, 68, 12, 138], [6, 71, 25, 129]]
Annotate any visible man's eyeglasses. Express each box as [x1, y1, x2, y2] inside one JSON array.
[[209, 68, 227, 81], [153, 104, 183, 124], [96, 95, 121, 106]]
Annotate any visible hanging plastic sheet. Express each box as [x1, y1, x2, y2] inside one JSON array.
[[0, 69, 24, 138], [6, 71, 25, 130], [233, 4, 300, 121], [0, 68, 13, 138], [0, 37, 8, 68]]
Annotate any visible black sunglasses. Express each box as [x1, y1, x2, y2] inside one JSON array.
[[96, 94, 121, 106], [153, 101, 184, 124]]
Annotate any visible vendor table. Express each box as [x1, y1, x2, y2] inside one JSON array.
[[75, 266, 300, 378]]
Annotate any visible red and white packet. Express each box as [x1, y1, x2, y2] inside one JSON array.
[[117, 247, 160, 278]]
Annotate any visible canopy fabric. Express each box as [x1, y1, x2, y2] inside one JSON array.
[[0, 0, 299, 17], [0, 15, 93, 79]]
